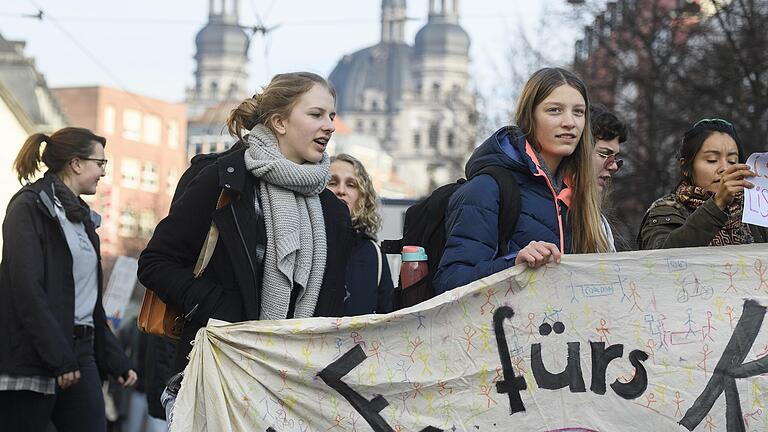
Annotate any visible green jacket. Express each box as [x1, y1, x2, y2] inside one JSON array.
[[637, 193, 768, 250]]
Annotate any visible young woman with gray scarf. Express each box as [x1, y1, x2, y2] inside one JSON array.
[[137, 72, 352, 423]]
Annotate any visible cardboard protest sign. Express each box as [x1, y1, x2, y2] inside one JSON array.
[[103, 256, 138, 328], [172, 245, 768, 432], [743, 152, 768, 228]]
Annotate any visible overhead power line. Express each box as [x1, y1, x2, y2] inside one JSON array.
[[23, 1, 166, 114]]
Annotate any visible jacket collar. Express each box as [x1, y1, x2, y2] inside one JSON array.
[[23, 173, 101, 226]]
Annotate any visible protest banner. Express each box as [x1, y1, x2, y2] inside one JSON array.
[[744, 152, 768, 228], [172, 245, 768, 432]]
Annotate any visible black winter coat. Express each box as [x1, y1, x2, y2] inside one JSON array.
[[343, 230, 394, 316], [0, 173, 131, 380], [138, 147, 352, 372]]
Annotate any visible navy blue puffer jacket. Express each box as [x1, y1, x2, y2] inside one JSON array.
[[433, 126, 572, 293]]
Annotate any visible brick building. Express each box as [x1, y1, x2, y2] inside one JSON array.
[[54, 87, 187, 259]]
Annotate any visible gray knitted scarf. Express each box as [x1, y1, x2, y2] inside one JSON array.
[[244, 124, 329, 320]]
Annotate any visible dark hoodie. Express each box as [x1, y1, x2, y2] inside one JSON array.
[[433, 126, 573, 293]]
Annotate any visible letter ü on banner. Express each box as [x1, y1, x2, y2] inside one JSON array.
[[170, 245, 768, 432]]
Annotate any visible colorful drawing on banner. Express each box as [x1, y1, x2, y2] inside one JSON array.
[[743, 152, 768, 227], [171, 245, 768, 432]]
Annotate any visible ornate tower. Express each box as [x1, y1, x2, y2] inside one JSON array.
[[186, 0, 250, 119], [381, 0, 407, 43]]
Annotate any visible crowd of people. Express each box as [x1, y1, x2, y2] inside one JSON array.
[[0, 67, 763, 431]]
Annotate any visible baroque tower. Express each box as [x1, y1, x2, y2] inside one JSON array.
[[186, 0, 250, 119]]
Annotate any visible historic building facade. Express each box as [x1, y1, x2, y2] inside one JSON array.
[[329, 0, 477, 196], [186, 0, 249, 159]]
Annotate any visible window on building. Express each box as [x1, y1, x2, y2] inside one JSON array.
[[121, 159, 140, 189], [429, 123, 439, 148], [194, 143, 203, 155], [141, 162, 159, 191], [139, 210, 156, 238], [447, 132, 455, 149], [371, 120, 379, 131], [356, 120, 364, 131], [143, 114, 161, 144], [118, 208, 137, 237], [122, 109, 142, 141], [167, 120, 179, 149], [103, 105, 116, 135], [413, 132, 421, 149]]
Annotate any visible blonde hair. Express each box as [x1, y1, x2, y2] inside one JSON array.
[[14, 127, 106, 183], [514, 67, 608, 254], [226, 72, 336, 142], [330, 154, 382, 237]]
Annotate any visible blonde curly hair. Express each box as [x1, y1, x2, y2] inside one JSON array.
[[330, 154, 382, 237]]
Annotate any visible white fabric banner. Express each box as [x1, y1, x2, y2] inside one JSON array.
[[172, 245, 768, 432]]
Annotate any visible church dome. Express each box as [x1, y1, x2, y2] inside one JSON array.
[[329, 42, 413, 114], [414, 21, 470, 56], [195, 21, 250, 57]]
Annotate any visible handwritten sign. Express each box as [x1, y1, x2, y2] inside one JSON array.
[[743, 152, 768, 227], [103, 256, 138, 328], [172, 245, 768, 432]]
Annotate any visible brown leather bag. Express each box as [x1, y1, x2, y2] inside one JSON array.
[[137, 189, 233, 340]]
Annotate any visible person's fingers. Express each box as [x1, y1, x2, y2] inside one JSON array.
[[528, 249, 545, 265], [724, 163, 751, 175], [117, 376, 125, 385], [126, 370, 138, 387], [541, 242, 562, 263], [58, 371, 78, 389], [724, 167, 755, 181]]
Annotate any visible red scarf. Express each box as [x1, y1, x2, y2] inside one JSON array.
[[675, 182, 754, 246]]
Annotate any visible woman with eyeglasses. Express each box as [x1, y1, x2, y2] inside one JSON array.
[[638, 118, 767, 250], [0, 127, 136, 431], [590, 104, 628, 252]]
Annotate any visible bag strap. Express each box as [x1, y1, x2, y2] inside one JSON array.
[[370, 239, 383, 286], [193, 189, 233, 278], [473, 165, 521, 257]]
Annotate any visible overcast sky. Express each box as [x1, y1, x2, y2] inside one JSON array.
[[0, 0, 581, 105]]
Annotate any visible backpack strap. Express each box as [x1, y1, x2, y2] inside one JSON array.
[[472, 166, 521, 257], [370, 239, 383, 286]]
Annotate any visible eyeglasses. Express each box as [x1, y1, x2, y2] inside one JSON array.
[[595, 151, 623, 172], [692, 118, 733, 129], [81, 157, 108, 169]]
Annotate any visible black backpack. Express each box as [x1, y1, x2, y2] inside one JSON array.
[[381, 165, 521, 308]]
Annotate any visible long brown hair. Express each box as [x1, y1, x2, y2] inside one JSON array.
[[14, 127, 106, 183], [330, 154, 382, 237], [514, 67, 608, 254], [226, 72, 336, 142]]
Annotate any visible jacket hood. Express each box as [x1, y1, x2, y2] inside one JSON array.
[[465, 125, 573, 208], [465, 126, 540, 178]]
